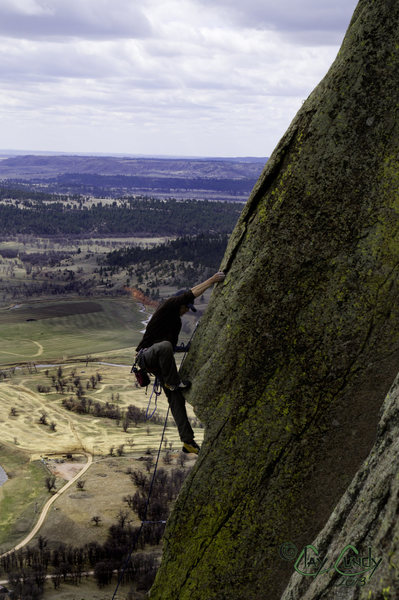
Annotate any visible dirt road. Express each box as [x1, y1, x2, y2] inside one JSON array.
[[0, 452, 93, 558]]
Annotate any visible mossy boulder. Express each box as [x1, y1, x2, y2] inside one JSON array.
[[149, 1, 399, 598]]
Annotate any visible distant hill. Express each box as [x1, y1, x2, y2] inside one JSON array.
[[0, 155, 267, 202]]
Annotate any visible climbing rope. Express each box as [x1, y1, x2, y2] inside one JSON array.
[[145, 377, 162, 421], [111, 406, 170, 600], [111, 321, 199, 599]]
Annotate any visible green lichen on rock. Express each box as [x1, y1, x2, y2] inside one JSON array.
[[280, 373, 399, 600], [149, 1, 399, 598]]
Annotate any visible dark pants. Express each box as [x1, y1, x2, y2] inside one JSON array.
[[138, 341, 194, 444]]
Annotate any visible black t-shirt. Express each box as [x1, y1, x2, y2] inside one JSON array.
[[136, 290, 195, 351]]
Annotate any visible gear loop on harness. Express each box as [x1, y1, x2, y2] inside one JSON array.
[[131, 349, 151, 388]]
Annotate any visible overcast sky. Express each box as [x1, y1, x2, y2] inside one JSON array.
[[0, 0, 358, 157]]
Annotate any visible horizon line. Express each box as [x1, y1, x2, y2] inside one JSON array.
[[0, 148, 267, 161]]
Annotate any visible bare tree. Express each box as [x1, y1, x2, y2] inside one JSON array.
[[117, 509, 129, 529], [45, 476, 56, 492], [145, 456, 154, 473], [116, 444, 125, 456], [39, 411, 48, 425], [163, 450, 172, 465], [37, 535, 47, 551], [179, 452, 188, 468]]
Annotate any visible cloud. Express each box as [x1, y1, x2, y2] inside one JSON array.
[[197, 0, 358, 45], [0, 0, 360, 156], [0, 0, 152, 40]]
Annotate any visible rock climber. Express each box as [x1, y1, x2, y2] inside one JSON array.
[[135, 271, 225, 454]]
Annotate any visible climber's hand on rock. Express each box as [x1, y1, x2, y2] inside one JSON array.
[[212, 271, 225, 283]]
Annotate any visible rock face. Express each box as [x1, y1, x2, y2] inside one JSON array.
[[149, 1, 399, 598], [280, 374, 399, 600]]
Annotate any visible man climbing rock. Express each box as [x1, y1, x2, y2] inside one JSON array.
[[136, 271, 225, 454]]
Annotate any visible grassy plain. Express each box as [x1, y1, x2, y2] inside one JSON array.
[[0, 347, 202, 556], [0, 297, 143, 366], [0, 363, 201, 457]]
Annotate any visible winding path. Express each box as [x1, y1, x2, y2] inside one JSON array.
[[0, 452, 93, 558]]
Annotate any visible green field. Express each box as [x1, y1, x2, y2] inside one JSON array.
[[0, 297, 145, 365], [0, 443, 49, 552]]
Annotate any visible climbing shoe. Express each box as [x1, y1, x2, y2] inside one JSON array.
[[182, 440, 200, 454], [178, 380, 191, 390]]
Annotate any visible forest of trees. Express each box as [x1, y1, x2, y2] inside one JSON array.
[[105, 233, 229, 269], [0, 197, 241, 236], [0, 184, 70, 203]]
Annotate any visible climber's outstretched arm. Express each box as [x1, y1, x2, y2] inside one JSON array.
[[190, 271, 225, 298]]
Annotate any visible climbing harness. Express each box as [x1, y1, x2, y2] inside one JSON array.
[[112, 322, 199, 599]]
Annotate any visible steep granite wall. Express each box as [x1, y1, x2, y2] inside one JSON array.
[[280, 374, 399, 599], [149, 1, 399, 598]]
